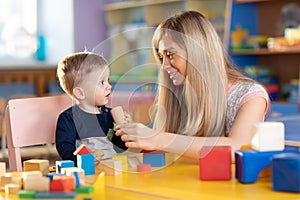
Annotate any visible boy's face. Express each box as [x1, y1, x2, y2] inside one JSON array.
[[79, 66, 111, 107]]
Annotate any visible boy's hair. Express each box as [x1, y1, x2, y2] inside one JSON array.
[[57, 52, 108, 97]]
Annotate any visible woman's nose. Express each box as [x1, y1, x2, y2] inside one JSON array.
[[161, 57, 171, 71]]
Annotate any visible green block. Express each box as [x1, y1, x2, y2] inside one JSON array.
[[75, 186, 94, 193], [18, 190, 36, 198], [113, 123, 118, 131]]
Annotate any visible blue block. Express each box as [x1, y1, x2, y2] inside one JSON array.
[[143, 153, 165, 167], [77, 154, 95, 175], [56, 160, 74, 173], [34, 192, 77, 198], [272, 153, 300, 192], [46, 173, 63, 181], [235, 147, 299, 183]]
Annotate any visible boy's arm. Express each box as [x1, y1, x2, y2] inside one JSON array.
[[55, 114, 77, 162]]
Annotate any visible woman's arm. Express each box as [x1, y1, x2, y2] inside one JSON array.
[[116, 97, 268, 159]]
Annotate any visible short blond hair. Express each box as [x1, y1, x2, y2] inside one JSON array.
[[57, 52, 108, 97]]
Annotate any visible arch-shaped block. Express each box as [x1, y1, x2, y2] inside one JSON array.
[[235, 147, 299, 183]]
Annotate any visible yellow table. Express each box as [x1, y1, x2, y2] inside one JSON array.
[[1, 156, 300, 200], [103, 157, 300, 200]]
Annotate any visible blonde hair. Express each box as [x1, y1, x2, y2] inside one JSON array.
[[151, 10, 252, 137], [57, 52, 108, 98]]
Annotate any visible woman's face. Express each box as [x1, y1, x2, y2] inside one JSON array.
[[158, 36, 187, 86]]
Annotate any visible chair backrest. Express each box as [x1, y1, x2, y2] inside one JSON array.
[[5, 95, 73, 172]]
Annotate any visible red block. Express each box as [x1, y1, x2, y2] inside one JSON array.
[[199, 146, 232, 180], [137, 164, 152, 172], [50, 176, 75, 192], [73, 144, 93, 155]]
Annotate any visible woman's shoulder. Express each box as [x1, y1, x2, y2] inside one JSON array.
[[232, 80, 267, 95]]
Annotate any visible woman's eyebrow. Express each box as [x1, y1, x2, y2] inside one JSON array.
[[158, 47, 176, 53]]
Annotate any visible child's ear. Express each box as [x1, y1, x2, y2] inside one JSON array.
[[73, 87, 85, 100]]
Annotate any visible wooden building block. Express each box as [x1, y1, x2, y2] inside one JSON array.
[[34, 192, 78, 198], [0, 162, 6, 176], [55, 160, 75, 173], [272, 153, 300, 192], [113, 155, 128, 171], [137, 164, 151, 172], [77, 154, 95, 175], [73, 144, 93, 155], [100, 159, 122, 176], [235, 147, 299, 183], [45, 173, 63, 181], [143, 152, 165, 167], [6, 172, 23, 185], [23, 159, 49, 175], [75, 185, 94, 193], [22, 171, 42, 180], [111, 106, 126, 124], [199, 146, 232, 180], [23, 177, 50, 192], [5, 183, 21, 194], [251, 122, 285, 152], [127, 155, 142, 168], [18, 190, 37, 198], [50, 176, 75, 192], [0, 175, 18, 188], [62, 167, 85, 186]]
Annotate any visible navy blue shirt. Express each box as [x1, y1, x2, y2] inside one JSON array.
[[55, 105, 127, 162]]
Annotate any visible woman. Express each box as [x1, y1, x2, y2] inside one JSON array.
[[116, 10, 269, 159]]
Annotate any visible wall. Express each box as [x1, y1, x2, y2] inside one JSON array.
[[37, 0, 74, 64], [74, 0, 110, 52]]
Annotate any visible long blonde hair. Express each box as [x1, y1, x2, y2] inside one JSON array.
[[151, 11, 250, 137]]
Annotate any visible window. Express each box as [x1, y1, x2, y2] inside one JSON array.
[[0, 0, 37, 59]]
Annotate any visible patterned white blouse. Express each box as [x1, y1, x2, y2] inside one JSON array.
[[226, 80, 270, 136]]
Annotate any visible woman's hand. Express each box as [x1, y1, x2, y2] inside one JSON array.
[[116, 122, 161, 150]]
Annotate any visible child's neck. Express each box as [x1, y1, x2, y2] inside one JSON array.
[[77, 103, 102, 114]]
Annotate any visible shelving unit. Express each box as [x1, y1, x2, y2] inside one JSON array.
[[103, 0, 230, 85], [229, 0, 300, 102]]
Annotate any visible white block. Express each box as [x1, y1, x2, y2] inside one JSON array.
[[251, 122, 285, 152]]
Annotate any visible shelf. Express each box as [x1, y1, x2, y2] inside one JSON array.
[[230, 48, 300, 55]]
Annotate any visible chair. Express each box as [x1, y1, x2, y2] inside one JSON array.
[[5, 95, 73, 172]]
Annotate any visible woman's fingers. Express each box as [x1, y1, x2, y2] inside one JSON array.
[[121, 134, 136, 142], [125, 141, 137, 148]]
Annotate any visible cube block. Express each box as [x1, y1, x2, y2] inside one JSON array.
[[272, 153, 300, 192], [199, 146, 231, 180]]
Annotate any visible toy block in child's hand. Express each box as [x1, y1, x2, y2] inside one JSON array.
[[111, 106, 126, 124], [73, 144, 93, 155]]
